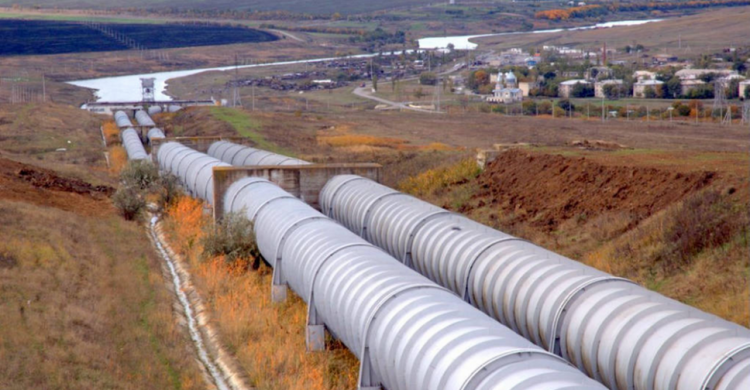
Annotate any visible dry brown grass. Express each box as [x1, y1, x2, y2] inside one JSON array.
[[0, 200, 203, 389], [108, 145, 128, 176], [163, 197, 359, 390], [102, 121, 120, 146]]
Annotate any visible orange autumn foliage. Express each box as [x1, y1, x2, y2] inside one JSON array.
[[102, 121, 120, 146]]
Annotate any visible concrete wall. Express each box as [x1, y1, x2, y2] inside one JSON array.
[[213, 164, 381, 220]]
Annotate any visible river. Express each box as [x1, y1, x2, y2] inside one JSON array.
[[68, 18, 663, 103]]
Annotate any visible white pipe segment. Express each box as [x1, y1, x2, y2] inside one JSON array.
[[135, 110, 156, 127], [121, 128, 148, 160], [156, 142, 229, 205], [114, 110, 133, 128], [147, 106, 163, 115], [147, 128, 165, 144], [223, 177, 607, 390], [207, 140, 310, 166], [319, 175, 750, 390]]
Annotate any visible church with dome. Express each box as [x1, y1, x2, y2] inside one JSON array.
[[487, 71, 523, 104]]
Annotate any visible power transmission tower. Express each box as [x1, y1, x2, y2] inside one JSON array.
[[713, 80, 727, 122], [233, 54, 243, 108]]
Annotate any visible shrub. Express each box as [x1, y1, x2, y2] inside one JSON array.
[[522, 100, 537, 115], [202, 212, 259, 266], [538, 101, 553, 115], [113, 185, 146, 221], [157, 173, 183, 208], [120, 160, 160, 190], [556, 99, 574, 111], [419, 72, 438, 86]]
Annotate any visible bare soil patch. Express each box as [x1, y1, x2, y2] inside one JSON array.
[[463, 149, 716, 230], [0, 157, 113, 216]]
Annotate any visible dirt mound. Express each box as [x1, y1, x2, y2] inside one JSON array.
[[466, 150, 715, 230], [0, 157, 114, 216], [17, 168, 113, 198]]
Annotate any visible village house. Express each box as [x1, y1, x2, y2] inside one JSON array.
[[595, 79, 625, 98], [633, 79, 664, 98], [559, 79, 590, 98]]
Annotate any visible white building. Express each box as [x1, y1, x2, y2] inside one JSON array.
[[559, 79, 590, 98], [487, 71, 523, 104], [633, 71, 657, 82], [633, 79, 664, 98], [675, 69, 738, 80], [740, 80, 750, 98], [595, 79, 625, 98]]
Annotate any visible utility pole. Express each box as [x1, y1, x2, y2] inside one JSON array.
[[42, 74, 46, 103], [601, 98, 605, 122]]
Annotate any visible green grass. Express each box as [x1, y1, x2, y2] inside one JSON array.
[[208, 107, 290, 155]]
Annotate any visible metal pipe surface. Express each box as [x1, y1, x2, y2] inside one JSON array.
[[152, 148, 608, 389], [156, 142, 229, 205], [114, 110, 133, 128], [135, 110, 156, 127], [208, 140, 310, 166], [224, 177, 606, 390], [121, 127, 148, 160], [147, 128, 166, 144], [320, 175, 750, 390]]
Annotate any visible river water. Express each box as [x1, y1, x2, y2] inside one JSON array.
[[68, 18, 662, 103]]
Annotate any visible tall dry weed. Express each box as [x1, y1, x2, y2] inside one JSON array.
[[399, 158, 481, 198]]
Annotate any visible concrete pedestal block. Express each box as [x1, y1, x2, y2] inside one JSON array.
[[271, 284, 288, 303], [306, 324, 326, 351]]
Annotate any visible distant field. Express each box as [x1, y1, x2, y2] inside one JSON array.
[[0, 0, 438, 14], [0, 20, 277, 56]]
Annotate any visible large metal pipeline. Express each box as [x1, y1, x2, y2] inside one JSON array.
[[135, 110, 156, 127], [158, 143, 607, 390], [121, 128, 148, 161], [207, 140, 310, 166], [223, 177, 606, 390], [156, 142, 229, 205], [147, 128, 166, 144], [114, 110, 133, 128], [148, 106, 163, 115], [320, 175, 750, 390]]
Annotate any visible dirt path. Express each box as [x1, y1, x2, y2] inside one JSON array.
[[148, 213, 250, 390]]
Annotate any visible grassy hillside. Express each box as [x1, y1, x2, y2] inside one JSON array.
[[0, 103, 204, 388], [0, 0, 436, 14]]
